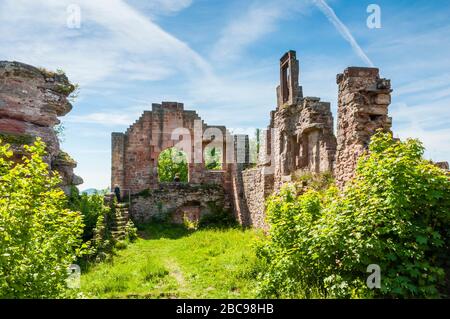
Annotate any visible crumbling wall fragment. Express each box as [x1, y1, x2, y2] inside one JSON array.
[[335, 67, 392, 187]]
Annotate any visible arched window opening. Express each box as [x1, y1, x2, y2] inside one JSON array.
[[157, 147, 188, 182], [204, 146, 222, 170]]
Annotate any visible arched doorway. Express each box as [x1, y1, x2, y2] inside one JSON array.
[[157, 147, 189, 182]]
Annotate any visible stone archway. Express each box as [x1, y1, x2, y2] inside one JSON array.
[[172, 200, 202, 224]]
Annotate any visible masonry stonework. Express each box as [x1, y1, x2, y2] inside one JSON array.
[[237, 51, 412, 228], [130, 183, 230, 224], [334, 67, 393, 187]]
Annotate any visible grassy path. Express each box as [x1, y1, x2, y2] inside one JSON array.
[[80, 224, 263, 298]]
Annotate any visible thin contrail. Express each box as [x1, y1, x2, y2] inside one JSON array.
[[313, 0, 374, 67]]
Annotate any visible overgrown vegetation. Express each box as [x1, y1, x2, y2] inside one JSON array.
[[0, 132, 34, 146], [80, 223, 262, 298], [54, 123, 65, 143], [68, 188, 108, 241], [0, 138, 85, 298], [157, 147, 188, 182], [292, 170, 334, 191], [69, 190, 138, 266], [257, 132, 450, 298]]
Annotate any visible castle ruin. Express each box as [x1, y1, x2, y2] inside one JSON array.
[[112, 50, 393, 228]]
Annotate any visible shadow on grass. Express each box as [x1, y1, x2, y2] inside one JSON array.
[[135, 222, 249, 240], [136, 222, 193, 240]]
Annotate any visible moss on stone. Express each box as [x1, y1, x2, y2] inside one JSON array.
[[55, 150, 77, 165], [55, 83, 76, 96], [0, 132, 34, 145]]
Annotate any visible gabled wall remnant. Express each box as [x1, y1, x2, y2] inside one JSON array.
[[111, 102, 250, 222], [111, 102, 248, 194], [0, 61, 82, 194]]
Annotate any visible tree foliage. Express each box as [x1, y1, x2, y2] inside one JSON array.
[[258, 132, 450, 298], [0, 139, 85, 298], [157, 148, 188, 182], [204, 146, 222, 170], [68, 188, 109, 242]]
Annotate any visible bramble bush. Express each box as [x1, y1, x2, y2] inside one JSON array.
[[257, 132, 450, 298], [0, 139, 85, 298], [69, 188, 109, 241]]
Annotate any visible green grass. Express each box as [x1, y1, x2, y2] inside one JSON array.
[[80, 223, 264, 299]]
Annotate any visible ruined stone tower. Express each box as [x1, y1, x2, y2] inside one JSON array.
[[335, 67, 392, 187], [268, 50, 336, 189]]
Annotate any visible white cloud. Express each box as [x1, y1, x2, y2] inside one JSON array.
[[0, 0, 211, 87], [211, 0, 311, 62], [212, 2, 283, 62], [313, 0, 374, 67]]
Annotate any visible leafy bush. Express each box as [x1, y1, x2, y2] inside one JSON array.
[[69, 188, 109, 241], [257, 132, 450, 298], [125, 220, 138, 242], [183, 216, 199, 230], [0, 138, 85, 298], [90, 203, 117, 260]]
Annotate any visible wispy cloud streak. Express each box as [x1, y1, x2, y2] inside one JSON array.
[[313, 0, 374, 67]]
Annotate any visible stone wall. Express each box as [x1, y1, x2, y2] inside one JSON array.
[[241, 167, 274, 230], [130, 182, 230, 223], [335, 67, 392, 187], [0, 61, 82, 193]]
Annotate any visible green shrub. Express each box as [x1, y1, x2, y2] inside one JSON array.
[[125, 220, 138, 242], [69, 189, 109, 241], [0, 138, 85, 298], [90, 205, 116, 258], [183, 216, 199, 230], [258, 132, 450, 298], [114, 241, 128, 250]]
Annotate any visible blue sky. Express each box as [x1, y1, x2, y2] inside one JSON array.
[[1, 0, 449, 190]]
